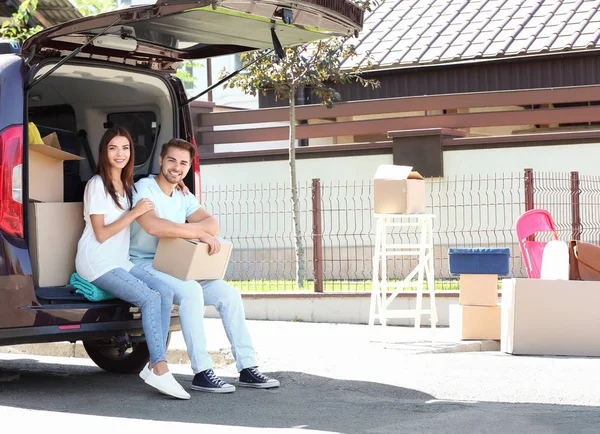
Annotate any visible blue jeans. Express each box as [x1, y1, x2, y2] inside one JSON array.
[[132, 258, 257, 373], [93, 266, 174, 366]]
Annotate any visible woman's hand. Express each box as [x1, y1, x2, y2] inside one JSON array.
[[176, 181, 190, 196], [133, 198, 155, 218]]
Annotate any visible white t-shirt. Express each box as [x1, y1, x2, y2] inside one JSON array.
[[129, 176, 201, 259], [75, 175, 135, 282]]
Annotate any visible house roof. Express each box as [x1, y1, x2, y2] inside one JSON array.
[[36, 0, 83, 26], [344, 0, 600, 71], [1, 0, 82, 28]]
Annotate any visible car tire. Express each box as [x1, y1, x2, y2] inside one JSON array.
[[83, 339, 150, 374], [83, 332, 172, 374]]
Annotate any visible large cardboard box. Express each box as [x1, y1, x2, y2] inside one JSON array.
[[449, 304, 501, 340], [373, 165, 425, 214], [501, 279, 600, 356], [153, 238, 233, 281], [29, 134, 84, 202], [29, 202, 84, 287], [459, 273, 499, 306]]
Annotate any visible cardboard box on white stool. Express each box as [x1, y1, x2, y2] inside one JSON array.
[[501, 278, 600, 357], [373, 165, 425, 214]]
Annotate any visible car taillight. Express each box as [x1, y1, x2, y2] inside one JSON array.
[[190, 137, 202, 202], [0, 126, 23, 238]]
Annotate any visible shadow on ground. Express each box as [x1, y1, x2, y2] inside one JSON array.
[[0, 357, 599, 434]]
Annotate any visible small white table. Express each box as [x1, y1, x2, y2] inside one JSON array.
[[368, 214, 438, 330]]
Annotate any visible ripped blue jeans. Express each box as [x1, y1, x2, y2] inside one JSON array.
[[92, 266, 174, 366]]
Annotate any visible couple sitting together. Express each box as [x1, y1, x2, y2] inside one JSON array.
[[75, 127, 279, 400]]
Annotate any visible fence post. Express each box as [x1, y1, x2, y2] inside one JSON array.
[[524, 168, 535, 241], [571, 171, 581, 241], [311, 178, 324, 293], [524, 168, 534, 211]]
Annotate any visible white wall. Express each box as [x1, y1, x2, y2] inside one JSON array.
[[202, 143, 600, 187], [445, 143, 600, 176], [201, 154, 392, 187]]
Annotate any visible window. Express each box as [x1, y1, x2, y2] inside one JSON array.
[[106, 112, 158, 165], [232, 54, 242, 71]]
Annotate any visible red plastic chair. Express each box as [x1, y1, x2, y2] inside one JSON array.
[[515, 209, 559, 278]]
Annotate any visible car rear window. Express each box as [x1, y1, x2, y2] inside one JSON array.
[[106, 112, 157, 166]]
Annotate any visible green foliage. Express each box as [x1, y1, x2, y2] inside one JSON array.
[[174, 60, 203, 90], [224, 36, 379, 107], [0, 0, 43, 43], [71, 0, 117, 17]]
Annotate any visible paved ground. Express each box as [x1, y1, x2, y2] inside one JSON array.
[[0, 320, 599, 433]]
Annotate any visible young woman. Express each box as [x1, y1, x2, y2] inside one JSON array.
[[75, 127, 189, 400]]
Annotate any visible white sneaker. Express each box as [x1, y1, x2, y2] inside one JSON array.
[[139, 363, 151, 382], [145, 371, 190, 400]]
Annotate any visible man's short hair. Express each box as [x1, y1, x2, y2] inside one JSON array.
[[160, 138, 197, 161]]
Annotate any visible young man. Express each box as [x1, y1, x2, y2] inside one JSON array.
[[129, 138, 280, 393]]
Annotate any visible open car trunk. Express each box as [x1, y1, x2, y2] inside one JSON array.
[[23, 0, 364, 71], [26, 61, 177, 302]]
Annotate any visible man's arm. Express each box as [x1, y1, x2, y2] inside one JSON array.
[[186, 208, 220, 236], [136, 210, 208, 239]]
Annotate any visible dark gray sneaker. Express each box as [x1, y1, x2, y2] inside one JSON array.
[[191, 369, 236, 393], [238, 367, 280, 389]]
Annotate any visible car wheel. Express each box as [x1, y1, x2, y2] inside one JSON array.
[[83, 332, 171, 374], [83, 338, 150, 374]]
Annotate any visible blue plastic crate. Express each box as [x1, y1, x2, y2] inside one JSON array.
[[448, 248, 510, 276]]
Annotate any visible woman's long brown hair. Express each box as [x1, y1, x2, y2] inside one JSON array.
[[95, 127, 135, 210]]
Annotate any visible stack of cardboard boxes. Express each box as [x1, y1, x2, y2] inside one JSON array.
[[448, 248, 510, 340], [29, 129, 85, 287]]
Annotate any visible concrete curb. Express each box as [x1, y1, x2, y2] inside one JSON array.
[[424, 340, 500, 354], [0, 343, 234, 369], [0, 338, 499, 364]]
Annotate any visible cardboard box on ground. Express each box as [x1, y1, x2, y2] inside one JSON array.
[[501, 279, 600, 357], [153, 238, 233, 281], [373, 165, 426, 214], [28, 124, 85, 287], [449, 304, 501, 340]]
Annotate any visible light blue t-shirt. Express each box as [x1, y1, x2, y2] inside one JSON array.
[[129, 176, 201, 259]]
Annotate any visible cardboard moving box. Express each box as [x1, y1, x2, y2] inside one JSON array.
[[459, 273, 499, 306], [501, 278, 600, 357], [449, 304, 501, 340], [29, 202, 84, 287], [373, 165, 425, 214], [29, 134, 84, 202], [153, 238, 233, 281]]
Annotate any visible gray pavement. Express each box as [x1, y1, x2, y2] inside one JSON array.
[[0, 320, 499, 366], [0, 320, 599, 433]]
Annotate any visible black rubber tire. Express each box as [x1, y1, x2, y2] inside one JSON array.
[[83, 339, 150, 374], [83, 332, 172, 374]]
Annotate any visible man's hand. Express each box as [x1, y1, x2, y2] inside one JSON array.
[[199, 233, 221, 255]]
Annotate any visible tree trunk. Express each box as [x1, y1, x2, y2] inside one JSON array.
[[288, 87, 305, 288]]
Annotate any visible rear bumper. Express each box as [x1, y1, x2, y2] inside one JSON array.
[[0, 317, 181, 346]]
